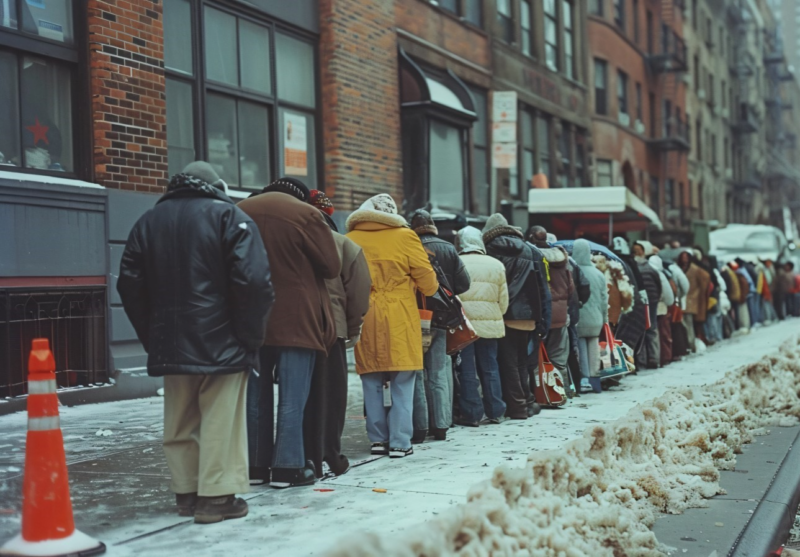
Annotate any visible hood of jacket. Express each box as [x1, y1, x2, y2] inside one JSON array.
[[573, 239, 593, 266], [484, 231, 526, 257], [635, 240, 655, 256], [649, 255, 665, 272], [456, 225, 486, 255], [537, 245, 568, 268], [159, 173, 233, 205], [346, 194, 407, 232]]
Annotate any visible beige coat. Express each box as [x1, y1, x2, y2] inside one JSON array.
[[326, 231, 372, 340]]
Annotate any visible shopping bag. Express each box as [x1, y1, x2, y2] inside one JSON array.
[[534, 343, 567, 408], [598, 323, 628, 379], [418, 293, 433, 353]]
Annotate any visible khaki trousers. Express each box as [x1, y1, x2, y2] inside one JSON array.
[[163, 372, 249, 497]]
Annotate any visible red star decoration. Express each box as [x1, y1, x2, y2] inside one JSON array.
[[26, 118, 49, 146]]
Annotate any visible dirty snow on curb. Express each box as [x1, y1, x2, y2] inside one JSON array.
[[330, 336, 800, 557]]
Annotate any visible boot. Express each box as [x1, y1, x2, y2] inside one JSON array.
[[193, 495, 248, 524], [270, 462, 316, 489], [411, 429, 427, 444], [431, 428, 447, 441], [326, 455, 351, 476], [249, 466, 269, 485], [175, 493, 197, 517]]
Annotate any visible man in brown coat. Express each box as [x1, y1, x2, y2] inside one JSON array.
[[238, 178, 340, 488]]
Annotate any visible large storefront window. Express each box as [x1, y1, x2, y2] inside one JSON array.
[[469, 85, 490, 215], [430, 121, 466, 210], [0, 1, 79, 174], [164, 1, 319, 191]]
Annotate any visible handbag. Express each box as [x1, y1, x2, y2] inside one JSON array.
[[446, 299, 479, 355], [533, 343, 567, 408], [418, 293, 433, 353], [598, 323, 628, 379]]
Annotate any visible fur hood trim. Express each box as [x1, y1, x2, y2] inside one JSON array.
[[414, 224, 439, 237], [346, 208, 408, 232], [482, 225, 524, 245]]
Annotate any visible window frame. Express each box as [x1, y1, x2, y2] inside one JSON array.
[[594, 58, 608, 115], [596, 158, 613, 187], [163, 0, 321, 192], [544, 0, 559, 71], [520, 0, 533, 56], [435, 0, 482, 28], [497, 0, 514, 44], [614, 0, 625, 31], [617, 70, 629, 116], [563, 0, 575, 79], [0, 0, 89, 179]]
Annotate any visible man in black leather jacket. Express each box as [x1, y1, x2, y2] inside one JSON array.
[[483, 213, 550, 419], [409, 209, 470, 441], [118, 162, 274, 524]]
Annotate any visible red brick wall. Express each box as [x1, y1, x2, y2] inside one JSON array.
[[88, 0, 167, 193], [319, 0, 403, 211]]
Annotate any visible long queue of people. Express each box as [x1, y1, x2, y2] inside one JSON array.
[[115, 161, 797, 524]]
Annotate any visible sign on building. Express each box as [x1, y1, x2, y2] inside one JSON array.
[[491, 91, 517, 169]]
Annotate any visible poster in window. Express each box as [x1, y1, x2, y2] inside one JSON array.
[[283, 112, 307, 176], [491, 91, 517, 123], [492, 142, 517, 169]]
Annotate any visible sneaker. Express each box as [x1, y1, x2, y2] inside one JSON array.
[[485, 415, 509, 425], [370, 442, 389, 455], [193, 495, 248, 524], [389, 447, 414, 458], [176, 492, 197, 517], [270, 464, 316, 489], [431, 428, 447, 441], [580, 378, 593, 393], [411, 429, 427, 444]]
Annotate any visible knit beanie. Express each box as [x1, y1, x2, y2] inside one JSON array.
[[309, 190, 334, 216], [483, 213, 509, 233], [174, 161, 228, 193], [360, 193, 399, 215], [408, 209, 438, 236], [263, 177, 310, 202]]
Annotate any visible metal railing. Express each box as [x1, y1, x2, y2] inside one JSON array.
[[650, 115, 691, 151], [733, 102, 759, 133], [0, 289, 108, 398], [649, 31, 688, 72]]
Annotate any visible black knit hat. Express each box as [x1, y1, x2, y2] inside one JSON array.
[[262, 177, 310, 202], [408, 209, 438, 236]]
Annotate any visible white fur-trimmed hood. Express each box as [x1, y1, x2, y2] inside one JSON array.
[[346, 208, 407, 232]]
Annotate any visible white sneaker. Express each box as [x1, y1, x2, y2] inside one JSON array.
[[389, 447, 414, 458]]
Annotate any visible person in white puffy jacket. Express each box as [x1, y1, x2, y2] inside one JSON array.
[[453, 226, 510, 426], [649, 255, 675, 365]]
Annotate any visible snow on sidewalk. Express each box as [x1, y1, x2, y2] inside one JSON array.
[[102, 322, 800, 557]]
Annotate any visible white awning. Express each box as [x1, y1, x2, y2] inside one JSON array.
[[527, 186, 663, 232]]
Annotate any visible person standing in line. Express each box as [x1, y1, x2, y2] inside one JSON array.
[[632, 241, 663, 368], [526, 226, 574, 380], [239, 178, 341, 489], [648, 254, 675, 367], [566, 252, 591, 391], [118, 162, 274, 523], [679, 251, 712, 350], [408, 210, 471, 442], [302, 190, 372, 477], [483, 214, 549, 419], [453, 226, 509, 426], [573, 239, 608, 393], [346, 194, 438, 458], [611, 237, 648, 360]]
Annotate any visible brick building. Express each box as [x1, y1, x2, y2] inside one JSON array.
[[587, 0, 690, 243], [0, 0, 594, 404]]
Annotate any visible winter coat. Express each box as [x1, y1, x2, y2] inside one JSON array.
[[568, 257, 588, 327], [573, 239, 608, 338], [238, 192, 341, 353], [537, 246, 574, 329], [483, 223, 550, 334], [635, 256, 663, 314], [669, 263, 690, 310], [418, 233, 471, 295], [346, 202, 438, 374], [118, 180, 274, 377], [327, 231, 372, 340], [684, 262, 711, 320], [648, 256, 675, 316], [455, 226, 509, 339], [592, 254, 634, 325], [723, 266, 743, 304]]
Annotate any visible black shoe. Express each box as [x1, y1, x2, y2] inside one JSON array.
[[370, 442, 389, 455], [431, 428, 447, 441], [411, 429, 427, 444], [454, 418, 480, 427], [249, 466, 269, 485], [193, 495, 248, 524], [326, 455, 351, 476], [527, 403, 542, 417], [270, 464, 316, 489], [389, 447, 414, 458], [175, 492, 197, 517]]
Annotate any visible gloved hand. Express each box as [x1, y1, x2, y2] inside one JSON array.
[[345, 335, 360, 350]]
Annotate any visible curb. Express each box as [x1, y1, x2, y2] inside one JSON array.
[[728, 427, 800, 557]]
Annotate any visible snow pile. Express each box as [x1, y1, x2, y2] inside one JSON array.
[[331, 337, 800, 557]]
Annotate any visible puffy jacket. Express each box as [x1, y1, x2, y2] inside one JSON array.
[[118, 180, 274, 377], [537, 245, 573, 329], [455, 226, 509, 339], [635, 256, 663, 313], [574, 239, 608, 338], [346, 196, 438, 374], [483, 221, 550, 335], [327, 231, 372, 340], [648, 256, 675, 315]]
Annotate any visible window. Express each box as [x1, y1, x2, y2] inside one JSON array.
[[646, 10, 653, 53], [706, 17, 712, 47], [663, 99, 672, 137], [633, 0, 640, 44], [650, 176, 660, 215], [597, 159, 613, 187], [430, 120, 466, 209], [661, 23, 669, 54], [521, 109, 535, 197], [614, 0, 625, 30], [563, 0, 575, 79], [163, 3, 319, 190], [665, 179, 675, 210], [558, 124, 571, 187], [724, 136, 729, 168], [589, 0, 604, 16], [711, 133, 717, 166], [538, 116, 552, 184], [708, 73, 714, 105], [544, 0, 559, 71], [497, 0, 513, 43], [635, 82, 642, 121], [521, 0, 533, 56], [0, 1, 79, 174], [649, 92, 656, 138], [575, 133, 586, 187], [617, 70, 629, 115], [721, 79, 727, 109], [437, 0, 482, 27], [696, 119, 702, 160], [693, 54, 700, 90], [594, 59, 608, 115], [469, 86, 490, 214]]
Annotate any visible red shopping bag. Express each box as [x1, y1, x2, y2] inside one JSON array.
[[534, 343, 567, 408]]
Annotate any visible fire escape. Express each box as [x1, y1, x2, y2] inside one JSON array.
[[648, 0, 689, 229]]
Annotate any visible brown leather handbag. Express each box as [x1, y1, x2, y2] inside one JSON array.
[[445, 299, 479, 355]]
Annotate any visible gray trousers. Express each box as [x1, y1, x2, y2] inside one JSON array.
[[545, 326, 570, 373], [577, 336, 600, 378], [413, 328, 453, 431], [683, 313, 697, 352], [362, 371, 416, 450]]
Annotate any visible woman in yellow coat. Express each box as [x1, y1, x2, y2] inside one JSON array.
[[346, 194, 438, 458]]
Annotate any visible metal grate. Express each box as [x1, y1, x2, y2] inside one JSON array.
[[0, 288, 108, 398]]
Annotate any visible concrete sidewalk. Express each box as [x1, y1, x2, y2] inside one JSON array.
[[1, 323, 799, 556]]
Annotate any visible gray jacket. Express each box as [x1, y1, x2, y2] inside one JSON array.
[[573, 239, 609, 338], [327, 231, 372, 339]]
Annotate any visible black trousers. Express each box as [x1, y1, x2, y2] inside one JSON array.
[[497, 327, 532, 419], [303, 339, 349, 477], [247, 347, 276, 481]]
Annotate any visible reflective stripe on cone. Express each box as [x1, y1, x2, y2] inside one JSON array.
[[27, 416, 61, 431], [27, 379, 57, 395]]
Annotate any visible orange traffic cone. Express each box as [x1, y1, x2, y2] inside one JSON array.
[[1, 339, 105, 557]]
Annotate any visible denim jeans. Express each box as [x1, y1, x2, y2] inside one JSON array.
[[272, 348, 316, 469], [747, 295, 761, 325], [457, 340, 506, 422], [361, 371, 416, 450], [413, 329, 452, 431]]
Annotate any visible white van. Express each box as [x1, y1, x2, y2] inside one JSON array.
[[709, 224, 795, 264]]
